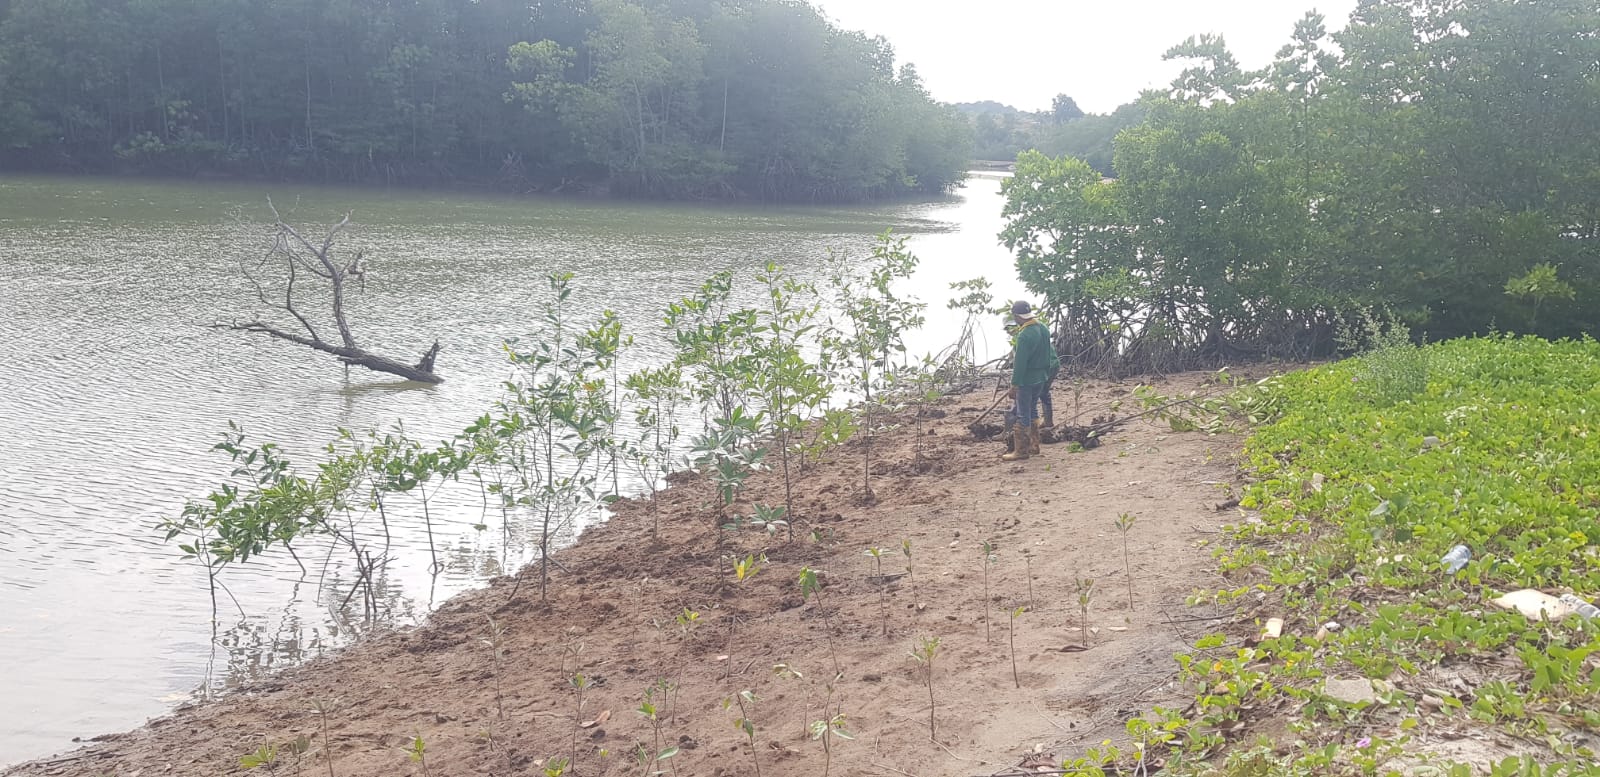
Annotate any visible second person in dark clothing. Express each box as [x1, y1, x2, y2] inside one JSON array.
[[1002, 300, 1059, 462]]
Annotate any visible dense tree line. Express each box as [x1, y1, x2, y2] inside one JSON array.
[[1003, 0, 1600, 372], [0, 0, 971, 201], [959, 96, 1143, 176]]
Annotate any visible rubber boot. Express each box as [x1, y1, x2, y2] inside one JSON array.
[[1042, 402, 1056, 430], [1001, 426, 1031, 461], [998, 408, 1018, 458], [1029, 421, 1043, 455]]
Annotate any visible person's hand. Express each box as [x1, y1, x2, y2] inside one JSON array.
[[1007, 386, 1017, 400]]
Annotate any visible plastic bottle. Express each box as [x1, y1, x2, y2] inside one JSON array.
[[1440, 545, 1471, 573], [1558, 594, 1600, 620]]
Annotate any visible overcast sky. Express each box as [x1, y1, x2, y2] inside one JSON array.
[[811, 0, 1362, 114]]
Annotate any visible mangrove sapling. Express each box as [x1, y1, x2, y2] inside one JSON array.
[[312, 698, 336, 777], [725, 554, 765, 680], [540, 757, 571, 777], [635, 684, 679, 775], [385, 438, 445, 574], [754, 262, 828, 541], [910, 636, 941, 742], [623, 365, 688, 538], [808, 710, 854, 777], [581, 309, 630, 497], [570, 673, 593, 772], [944, 277, 997, 374], [405, 735, 430, 777], [559, 627, 585, 676], [864, 547, 889, 635], [771, 662, 807, 740], [481, 616, 509, 719], [691, 411, 766, 575], [821, 233, 928, 503], [799, 566, 844, 680], [1075, 576, 1096, 648], [723, 689, 762, 777], [981, 540, 997, 642], [665, 271, 761, 428], [672, 607, 704, 722], [504, 272, 611, 603], [1114, 513, 1137, 610], [1009, 606, 1025, 689], [1024, 552, 1035, 611], [240, 742, 279, 773], [902, 539, 920, 612]]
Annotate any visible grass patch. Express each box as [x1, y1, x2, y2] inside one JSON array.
[[1066, 337, 1600, 776]]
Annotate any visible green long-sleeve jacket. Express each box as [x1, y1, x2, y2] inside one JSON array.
[[1011, 319, 1059, 387]]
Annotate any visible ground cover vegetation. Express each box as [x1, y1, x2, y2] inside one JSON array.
[[1060, 336, 1600, 775], [0, 0, 971, 201], [1001, 0, 1600, 374]]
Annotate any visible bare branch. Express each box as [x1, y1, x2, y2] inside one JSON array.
[[282, 255, 323, 343], [216, 204, 443, 384]]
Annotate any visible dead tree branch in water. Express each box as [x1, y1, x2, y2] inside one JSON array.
[[215, 199, 444, 383]]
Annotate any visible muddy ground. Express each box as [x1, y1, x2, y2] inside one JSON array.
[[9, 373, 1260, 777]]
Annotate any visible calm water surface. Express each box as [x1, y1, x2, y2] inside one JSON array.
[[0, 173, 1022, 766]]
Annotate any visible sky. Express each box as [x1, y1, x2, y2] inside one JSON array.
[[811, 0, 1362, 114]]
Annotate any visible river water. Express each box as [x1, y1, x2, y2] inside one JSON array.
[[0, 173, 1022, 766]]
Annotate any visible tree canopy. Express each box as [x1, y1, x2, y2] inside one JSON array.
[[962, 97, 1142, 176], [0, 0, 971, 201], [1002, 0, 1600, 372]]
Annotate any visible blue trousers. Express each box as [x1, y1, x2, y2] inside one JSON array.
[[1016, 382, 1044, 427]]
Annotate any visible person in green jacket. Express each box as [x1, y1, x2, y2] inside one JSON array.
[[1003, 300, 1059, 461]]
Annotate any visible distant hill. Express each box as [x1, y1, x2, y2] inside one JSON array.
[[953, 101, 1026, 117]]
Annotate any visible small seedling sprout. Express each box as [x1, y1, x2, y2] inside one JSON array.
[[1114, 513, 1137, 610], [799, 566, 843, 679], [1010, 606, 1026, 688], [981, 539, 997, 642], [1075, 576, 1096, 648], [910, 636, 941, 742], [723, 689, 762, 777]]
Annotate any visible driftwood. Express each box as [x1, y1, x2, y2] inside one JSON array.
[[214, 200, 444, 383]]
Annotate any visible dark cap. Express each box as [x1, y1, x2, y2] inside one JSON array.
[[1011, 300, 1034, 317]]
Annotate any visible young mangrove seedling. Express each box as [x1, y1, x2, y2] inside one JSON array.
[[243, 735, 312, 775], [1009, 606, 1026, 689], [808, 712, 855, 777], [569, 673, 593, 773], [864, 546, 889, 635], [1114, 513, 1137, 610], [1023, 551, 1036, 610], [240, 742, 279, 773], [910, 636, 941, 741], [723, 689, 762, 777], [405, 735, 430, 777], [481, 616, 508, 719], [540, 756, 570, 777], [559, 627, 585, 676], [799, 566, 843, 679], [312, 698, 336, 777], [981, 540, 998, 642], [902, 538, 921, 612], [726, 554, 765, 680], [1075, 576, 1096, 648], [772, 662, 808, 740], [636, 683, 679, 775]]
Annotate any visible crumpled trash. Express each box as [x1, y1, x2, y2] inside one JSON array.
[[1493, 589, 1575, 621]]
